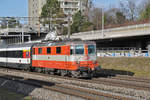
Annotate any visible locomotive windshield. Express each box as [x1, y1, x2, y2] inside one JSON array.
[[88, 45, 95, 55], [75, 45, 84, 54]]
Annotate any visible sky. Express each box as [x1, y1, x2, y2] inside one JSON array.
[[0, 0, 28, 17], [0, 0, 143, 17], [93, 0, 119, 8]]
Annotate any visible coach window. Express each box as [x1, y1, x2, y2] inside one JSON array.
[[0, 51, 3, 57], [56, 47, 61, 54], [47, 47, 51, 54], [38, 48, 42, 54]]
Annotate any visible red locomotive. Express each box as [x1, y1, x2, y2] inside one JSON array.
[[0, 40, 100, 78]]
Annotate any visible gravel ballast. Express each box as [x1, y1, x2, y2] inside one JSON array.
[[0, 77, 85, 100], [0, 69, 150, 100]]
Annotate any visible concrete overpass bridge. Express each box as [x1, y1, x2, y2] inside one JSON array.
[[71, 23, 150, 40], [71, 23, 150, 50]]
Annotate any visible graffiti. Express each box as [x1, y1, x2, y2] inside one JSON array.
[[97, 50, 150, 57]]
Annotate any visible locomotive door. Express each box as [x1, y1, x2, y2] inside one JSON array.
[[65, 46, 70, 69]]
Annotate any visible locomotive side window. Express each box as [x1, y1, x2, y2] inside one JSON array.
[[47, 47, 51, 54], [56, 47, 61, 54], [38, 48, 42, 54], [88, 45, 95, 55], [70, 46, 74, 55], [75, 45, 84, 54]]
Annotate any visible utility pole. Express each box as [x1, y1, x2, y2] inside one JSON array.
[[22, 25, 24, 43], [102, 7, 104, 38], [6, 20, 9, 35], [38, 17, 40, 37], [67, 12, 71, 39]]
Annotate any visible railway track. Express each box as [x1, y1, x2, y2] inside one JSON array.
[[44, 73, 150, 92], [0, 73, 133, 100], [112, 75, 150, 84], [1, 67, 150, 92], [1, 67, 150, 91], [0, 67, 149, 99], [92, 77, 150, 91], [28, 73, 150, 92]]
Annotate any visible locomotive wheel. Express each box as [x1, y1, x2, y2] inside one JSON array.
[[60, 70, 67, 76], [71, 71, 80, 78], [49, 71, 55, 75], [45, 70, 49, 74], [37, 68, 43, 73]]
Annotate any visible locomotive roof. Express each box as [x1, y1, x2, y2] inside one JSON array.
[[33, 40, 95, 47]]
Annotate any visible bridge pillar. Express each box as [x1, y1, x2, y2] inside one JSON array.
[[136, 41, 142, 50], [146, 41, 150, 50], [0, 39, 7, 46]]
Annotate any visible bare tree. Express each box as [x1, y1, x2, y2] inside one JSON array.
[[83, 0, 93, 21], [119, 0, 139, 21], [90, 7, 102, 30], [104, 8, 119, 26], [139, 0, 150, 13]]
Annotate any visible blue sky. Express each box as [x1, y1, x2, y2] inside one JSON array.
[[93, 0, 119, 8], [0, 0, 142, 17], [0, 0, 28, 17]]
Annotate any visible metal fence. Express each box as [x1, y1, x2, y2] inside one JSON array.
[[97, 50, 150, 57]]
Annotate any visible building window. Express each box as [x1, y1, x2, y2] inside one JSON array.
[[64, 2, 68, 5], [47, 47, 51, 54], [56, 47, 61, 54], [38, 48, 42, 54]]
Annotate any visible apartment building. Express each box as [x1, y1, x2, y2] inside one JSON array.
[[58, 0, 86, 15], [28, 0, 46, 29], [28, 0, 86, 29]]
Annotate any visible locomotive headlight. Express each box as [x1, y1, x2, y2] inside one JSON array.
[[92, 68, 95, 70], [76, 61, 80, 64]]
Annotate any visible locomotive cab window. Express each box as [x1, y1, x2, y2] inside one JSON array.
[[38, 48, 42, 54], [88, 45, 95, 55], [75, 45, 84, 55], [56, 47, 61, 54], [47, 47, 51, 54]]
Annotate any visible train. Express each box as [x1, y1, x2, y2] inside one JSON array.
[[0, 39, 100, 78]]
